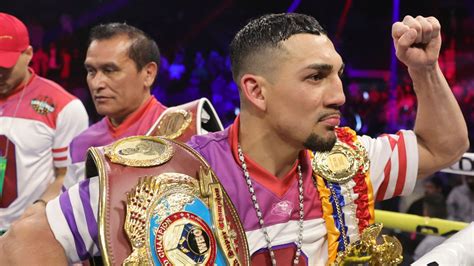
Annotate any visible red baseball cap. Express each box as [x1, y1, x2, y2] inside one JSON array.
[[0, 13, 30, 68]]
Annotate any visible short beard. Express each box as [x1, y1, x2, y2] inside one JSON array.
[[303, 132, 337, 152]]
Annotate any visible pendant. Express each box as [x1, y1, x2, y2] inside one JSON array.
[[312, 140, 369, 183]]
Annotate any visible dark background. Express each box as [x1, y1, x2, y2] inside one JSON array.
[[2, 0, 473, 145], [1, 1, 473, 263]]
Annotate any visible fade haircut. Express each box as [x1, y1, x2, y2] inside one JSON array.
[[89, 22, 160, 71], [230, 13, 327, 85]]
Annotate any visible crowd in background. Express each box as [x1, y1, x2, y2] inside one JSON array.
[[28, 34, 474, 153], [2, 6, 472, 265], [19, 8, 474, 151]]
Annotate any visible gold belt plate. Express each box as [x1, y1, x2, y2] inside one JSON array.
[[104, 136, 174, 167]]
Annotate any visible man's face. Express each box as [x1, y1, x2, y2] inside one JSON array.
[[84, 35, 151, 124], [263, 33, 345, 152], [0, 48, 32, 97]]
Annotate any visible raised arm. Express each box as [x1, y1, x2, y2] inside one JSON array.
[[392, 15, 469, 179]]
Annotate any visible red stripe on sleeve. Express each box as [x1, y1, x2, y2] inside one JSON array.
[[53, 156, 68, 161], [52, 147, 68, 153], [377, 161, 391, 201], [376, 135, 397, 201], [393, 132, 407, 196]]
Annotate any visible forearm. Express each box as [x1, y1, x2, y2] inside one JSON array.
[[411, 63, 469, 174], [41, 176, 65, 202], [39, 167, 67, 202], [0, 205, 68, 265]]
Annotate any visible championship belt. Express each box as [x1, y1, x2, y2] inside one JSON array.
[[85, 136, 250, 265], [146, 98, 223, 142]]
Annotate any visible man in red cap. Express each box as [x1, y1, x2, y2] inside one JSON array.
[[0, 12, 88, 233]]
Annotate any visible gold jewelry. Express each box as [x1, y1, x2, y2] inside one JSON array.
[[312, 140, 369, 183]]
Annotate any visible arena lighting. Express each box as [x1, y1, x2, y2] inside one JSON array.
[[335, 0, 353, 41], [389, 0, 400, 91], [287, 0, 302, 12], [178, 0, 233, 47], [388, 0, 400, 130], [74, 0, 129, 29], [354, 113, 362, 132]]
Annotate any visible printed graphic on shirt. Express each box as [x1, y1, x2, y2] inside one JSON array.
[[270, 200, 294, 218], [31, 95, 56, 115]]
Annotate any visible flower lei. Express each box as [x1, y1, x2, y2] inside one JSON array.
[[312, 127, 374, 263]]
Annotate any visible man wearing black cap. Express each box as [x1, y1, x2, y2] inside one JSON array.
[[0, 12, 88, 233]]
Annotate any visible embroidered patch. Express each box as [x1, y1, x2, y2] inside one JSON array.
[[31, 96, 55, 115], [271, 200, 293, 217]]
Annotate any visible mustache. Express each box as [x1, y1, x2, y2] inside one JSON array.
[[317, 110, 342, 121]]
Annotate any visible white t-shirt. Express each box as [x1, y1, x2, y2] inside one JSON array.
[[0, 71, 88, 230]]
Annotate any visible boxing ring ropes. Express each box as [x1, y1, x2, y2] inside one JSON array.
[[375, 152, 473, 235]]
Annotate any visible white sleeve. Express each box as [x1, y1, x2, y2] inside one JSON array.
[[359, 130, 418, 201], [53, 99, 89, 168], [46, 177, 100, 263], [63, 161, 86, 190]]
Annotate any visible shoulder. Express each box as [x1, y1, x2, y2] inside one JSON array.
[[187, 128, 230, 152], [72, 119, 108, 145], [147, 96, 167, 118], [14, 75, 83, 128], [70, 119, 109, 162], [31, 75, 78, 105], [28, 75, 83, 118]]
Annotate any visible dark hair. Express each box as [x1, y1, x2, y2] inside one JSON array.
[[229, 13, 327, 83], [423, 193, 447, 219], [89, 23, 160, 71]]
